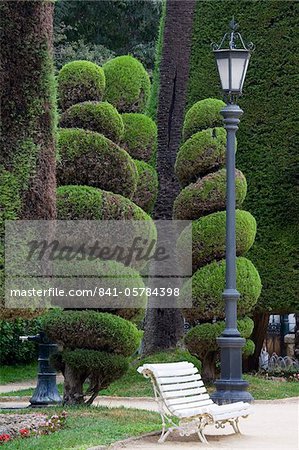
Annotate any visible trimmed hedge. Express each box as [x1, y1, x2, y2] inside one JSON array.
[[175, 127, 226, 187], [121, 113, 157, 163], [177, 209, 256, 271], [136, 348, 202, 373], [173, 168, 247, 220], [56, 128, 138, 199], [0, 316, 43, 365], [187, 1, 299, 313], [103, 56, 151, 113], [58, 60, 105, 111], [181, 257, 262, 322], [42, 310, 141, 356], [183, 98, 225, 142], [60, 101, 124, 143], [57, 185, 151, 221], [185, 317, 254, 357], [132, 160, 158, 214]]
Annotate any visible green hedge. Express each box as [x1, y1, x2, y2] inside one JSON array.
[[121, 113, 157, 163], [177, 209, 256, 271], [42, 310, 141, 357], [175, 127, 226, 187], [187, 1, 299, 313], [183, 98, 225, 142], [60, 101, 124, 143], [132, 160, 158, 214], [56, 128, 138, 199], [0, 316, 43, 365], [173, 168, 247, 220], [136, 348, 202, 373], [103, 56, 151, 113], [181, 257, 262, 322], [58, 60, 105, 111]]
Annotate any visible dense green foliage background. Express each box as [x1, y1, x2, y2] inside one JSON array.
[[187, 0, 299, 314]]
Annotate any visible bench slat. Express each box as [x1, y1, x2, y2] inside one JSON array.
[[168, 398, 214, 411], [152, 367, 198, 377], [160, 381, 206, 392], [163, 387, 207, 399], [166, 393, 211, 406], [158, 374, 203, 384]]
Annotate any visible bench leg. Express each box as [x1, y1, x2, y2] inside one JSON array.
[[198, 421, 209, 444], [158, 426, 173, 443], [230, 418, 241, 434]]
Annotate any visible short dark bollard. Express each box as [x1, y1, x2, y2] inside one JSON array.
[[19, 332, 62, 407]]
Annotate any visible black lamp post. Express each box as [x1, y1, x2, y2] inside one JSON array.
[[210, 19, 254, 404]]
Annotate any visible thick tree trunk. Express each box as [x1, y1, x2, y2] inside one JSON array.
[[247, 312, 270, 371], [142, 0, 196, 354], [63, 365, 86, 405], [202, 352, 217, 382]]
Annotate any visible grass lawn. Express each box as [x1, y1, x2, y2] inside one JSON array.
[[0, 363, 38, 385], [1, 363, 299, 400], [1, 406, 161, 450]]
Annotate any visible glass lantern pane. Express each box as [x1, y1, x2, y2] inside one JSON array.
[[231, 52, 250, 92], [216, 57, 229, 91]]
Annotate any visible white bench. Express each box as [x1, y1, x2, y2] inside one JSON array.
[[137, 361, 252, 444]]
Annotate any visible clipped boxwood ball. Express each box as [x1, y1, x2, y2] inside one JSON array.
[[177, 209, 256, 271], [60, 101, 124, 143], [183, 98, 225, 141], [58, 60, 105, 111], [173, 168, 247, 220], [132, 160, 158, 214], [181, 257, 262, 322], [103, 56, 151, 113], [42, 310, 141, 356], [121, 113, 157, 162], [56, 128, 138, 199], [175, 128, 226, 187]]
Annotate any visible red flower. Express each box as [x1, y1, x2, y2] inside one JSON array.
[[19, 428, 30, 437], [0, 433, 11, 442]]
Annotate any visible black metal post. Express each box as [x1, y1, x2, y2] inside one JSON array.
[[20, 332, 62, 407], [211, 103, 253, 405]]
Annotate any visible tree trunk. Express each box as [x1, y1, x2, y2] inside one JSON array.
[[247, 312, 270, 371], [63, 365, 86, 405], [202, 352, 217, 382], [142, 0, 196, 355]]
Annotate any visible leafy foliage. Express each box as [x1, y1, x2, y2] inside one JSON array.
[[103, 56, 151, 113], [121, 113, 157, 163], [57, 60, 105, 111], [173, 168, 247, 220], [56, 128, 138, 198], [175, 127, 226, 187], [132, 160, 158, 214], [60, 101, 124, 143], [183, 98, 225, 142]]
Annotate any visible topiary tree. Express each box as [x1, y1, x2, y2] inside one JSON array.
[[42, 310, 141, 405], [103, 55, 151, 113], [58, 60, 105, 111], [60, 101, 124, 143], [121, 113, 157, 163], [56, 128, 138, 198], [173, 98, 261, 379], [182, 98, 225, 142], [185, 318, 254, 380], [132, 160, 158, 214]]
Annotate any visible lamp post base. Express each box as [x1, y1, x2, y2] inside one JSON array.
[[211, 379, 254, 405]]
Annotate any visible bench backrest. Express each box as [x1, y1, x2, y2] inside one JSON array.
[[137, 361, 214, 416]]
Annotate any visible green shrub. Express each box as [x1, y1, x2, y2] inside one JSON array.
[[0, 168, 21, 237], [173, 168, 247, 220], [103, 56, 151, 113], [177, 210, 256, 271], [132, 160, 158, 214], [60, 101, 124, 143], [0, 316, 43, 365], [243, 339, 255, 358], [58, 60, 105, 111], [121, 113, 157, 162], [56, 128, 138, 199], [181, 257, 262, 322], [42, 310, 141, 357], [175, 127, 226, 187], [136, 348, 202, 373], [182, 98, 225, 142]]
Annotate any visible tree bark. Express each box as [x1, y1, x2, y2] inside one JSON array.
[[247, 312, 270, 371], [63, 365, 86, 405], [201, 352, 217, 382], [142, 0, 196, 354]]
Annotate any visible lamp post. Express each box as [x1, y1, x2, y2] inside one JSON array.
[[210, 19, 254, 405]]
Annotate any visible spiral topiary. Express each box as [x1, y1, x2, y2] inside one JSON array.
[[60, 101, 124, 143], [103, 55, 151, 113], [56, 128, 138, 199], [58, 60, 105, 111], [173, 98, 261, 379], [182, 98, 225, 142], [132, 160, 158, 214], [121, 113, 157, 163]]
